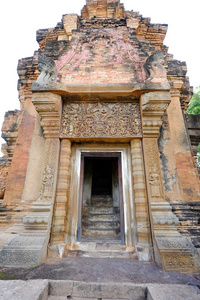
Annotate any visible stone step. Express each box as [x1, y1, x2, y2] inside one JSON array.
[[91, 195, 112, 200], [83, 206, 115, 214], [48, 281, 146, 299], [91, 200, 113, 206], [78, 241, 126, 251], [47, 282, 200, 300], [82, 220, 120, 230], [82, 228, 120, 236], [65, 249, 136, 259], [81, 235, 121, 242], [83, 213, 120, 222]]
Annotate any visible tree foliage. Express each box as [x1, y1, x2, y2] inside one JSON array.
[[187, 86, 200, 114]]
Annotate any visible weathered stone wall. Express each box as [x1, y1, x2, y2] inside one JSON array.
[[158, 101, 200, 253]]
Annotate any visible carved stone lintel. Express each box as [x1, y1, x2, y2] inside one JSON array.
[[35, 55, 57, 87], [60, 101, 142, 138]]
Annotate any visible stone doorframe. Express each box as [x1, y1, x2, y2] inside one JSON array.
[[50, 142, 152, 261]]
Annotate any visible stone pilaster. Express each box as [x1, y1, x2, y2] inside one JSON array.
[[141, 91, 199, 272], [130, 139, 151, 261], [0, 92, 62, 267], [49, 139, 71, 257]]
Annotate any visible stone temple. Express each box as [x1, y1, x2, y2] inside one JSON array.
[[0, 0, 200, 273]]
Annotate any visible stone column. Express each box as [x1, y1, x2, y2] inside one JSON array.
[[0, 92, 62, 267], [141, 91, 197, 272], [50, 139, 71, 256], [130, 139, 151, 261]]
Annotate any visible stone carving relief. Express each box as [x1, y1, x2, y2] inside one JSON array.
[[8, 236, 45, 247], [156, 237, 190, 250], [36, 55, 57, 86], [34, 104, 57, 112], [42, 165, 54, 198], [144, 139, 161, 179], [38, 140, 58, 202], [55, 29, 147, 82], [144, 51, 169, 87], [149, 167, 162, 198], [162, 252, 194, 271], [0, 249, 39, 266], [60, 101, 142, 138], [0, 167, 8, 199]]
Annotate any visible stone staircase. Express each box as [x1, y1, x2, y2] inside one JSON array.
[[65, 195, 135, 258], [82, 195, 121, 241]]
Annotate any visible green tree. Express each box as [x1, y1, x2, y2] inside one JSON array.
[[187, 86, 200, 167], [187, 86, 200, 114]]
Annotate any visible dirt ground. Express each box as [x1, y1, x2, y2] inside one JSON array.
[[0, 257, 200, 286]]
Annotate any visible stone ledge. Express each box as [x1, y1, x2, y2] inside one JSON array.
[[0, 280, 200, 300]]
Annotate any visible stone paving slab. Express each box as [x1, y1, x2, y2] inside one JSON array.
[[0, 279, 48, 300], [0, 280, 200, 300], [49, 280, 146, 299], [147, 284, 200, 300]]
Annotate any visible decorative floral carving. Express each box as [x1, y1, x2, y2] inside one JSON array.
[[0, 249, 39, 265], [36, 55, 57, 86], [60, 101, 142, 138], [162, 252, 194, 271], [8, 236, 45, 247], [156, 237, 190, 249], [34, 104, 57, 112]]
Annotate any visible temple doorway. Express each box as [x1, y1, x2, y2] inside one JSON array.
[[78, 153, 125, 244]]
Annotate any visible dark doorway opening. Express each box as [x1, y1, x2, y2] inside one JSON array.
[[78, 153, 125, 244], [91, 159, 112, 196]]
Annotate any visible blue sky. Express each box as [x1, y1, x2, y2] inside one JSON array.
[[0, 0, 199, 155]]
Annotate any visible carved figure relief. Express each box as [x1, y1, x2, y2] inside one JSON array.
[[144, 51, 168, 86], [42, 165, 54, 197], [143, 138, 164, 200], [60, 101, 142, 138], [36, 55, 57, 86], [38, 139, 58, 202], [55, 29, 147, 82], [0, 168, 8, 199], [149, 168, 162, 198]]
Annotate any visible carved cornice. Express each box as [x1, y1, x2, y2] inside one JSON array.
[[141, 91, 171, 137], [32, 92, 62, 139], [168, 76, 184, 98]]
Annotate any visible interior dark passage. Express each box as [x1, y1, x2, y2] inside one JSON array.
[[91, 159, 112, 196], [81, 156, 124, 243]]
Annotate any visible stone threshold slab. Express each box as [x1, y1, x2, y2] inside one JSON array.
[[0, 280, 200, 300]]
